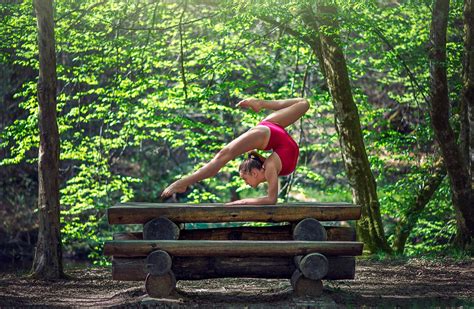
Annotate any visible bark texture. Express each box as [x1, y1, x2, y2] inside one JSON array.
[[304, 4, 391, 253], [429, 0, 474, 249], [462, 0, 474, 230], [393, 162, 446, 253], [31, 0, 64, 279], [461, 0, 474, 180]]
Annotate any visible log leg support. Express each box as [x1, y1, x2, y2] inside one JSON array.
[[292, 218, 327, 241], [145, 271, 177, 298], [294, 253, 329, 280], [143, 217, 180, 240], [291, 270, 323, 297], [146, 250, 172, 276]]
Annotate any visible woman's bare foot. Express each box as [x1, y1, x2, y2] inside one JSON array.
[[161, 179, 188, 198], [236, 98, 263, 113]]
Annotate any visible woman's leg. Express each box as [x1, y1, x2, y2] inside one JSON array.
[[259, 98, 310, 128], [161, 127, 269, 197]]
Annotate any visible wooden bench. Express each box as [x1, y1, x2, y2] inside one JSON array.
[[104, 202, 363, 298]]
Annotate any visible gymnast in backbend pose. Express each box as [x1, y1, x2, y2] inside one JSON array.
[[161, 97, 310, 205]]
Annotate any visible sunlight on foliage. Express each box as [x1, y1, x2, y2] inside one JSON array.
[[0, 0, 467, 260]]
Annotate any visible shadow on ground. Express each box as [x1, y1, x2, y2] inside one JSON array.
[[0, 258, 473, 308]]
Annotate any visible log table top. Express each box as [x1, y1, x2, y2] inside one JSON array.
[[107, 202, 361, 224]]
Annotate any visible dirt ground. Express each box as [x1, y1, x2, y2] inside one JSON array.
[[0, 258, 473, 308]]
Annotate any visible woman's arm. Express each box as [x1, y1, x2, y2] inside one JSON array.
[[161, 125, 268, 198], [225, 162, 279, 206]]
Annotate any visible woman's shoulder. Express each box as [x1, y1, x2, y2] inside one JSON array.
[[263, 153, 282, 174]]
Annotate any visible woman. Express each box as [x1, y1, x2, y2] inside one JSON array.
[[161, 97, 310, 205]]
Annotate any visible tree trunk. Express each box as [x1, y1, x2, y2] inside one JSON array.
[[461, 0, 474, 235], [393, 162, 446, 253], [429, 0, 474, 249], [305, 4, 391, 253], [461, 0, 474, 180], [31, 0, 64, 279]]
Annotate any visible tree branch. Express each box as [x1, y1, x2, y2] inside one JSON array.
[[115, 13, 220, 32]]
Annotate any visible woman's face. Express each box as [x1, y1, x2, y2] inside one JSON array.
[[240, 168, 262, 188]]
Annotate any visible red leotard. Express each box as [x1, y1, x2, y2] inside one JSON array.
[[258, 120, 299, 176]]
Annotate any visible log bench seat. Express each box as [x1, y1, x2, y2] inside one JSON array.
[[104, 202, 363, 298], [104, 240, 363, 257]]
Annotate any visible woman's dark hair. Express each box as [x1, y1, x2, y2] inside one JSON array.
[[239, 151, 265, 174]]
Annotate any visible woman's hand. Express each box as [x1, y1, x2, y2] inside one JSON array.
[[161, 179, 188, 198], [225, 200, 248, 206], [236, 98, 262, 113]]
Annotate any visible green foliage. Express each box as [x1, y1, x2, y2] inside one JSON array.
[[0, 0, 467, 261], [403, 178, 457, 255], [339, 0, 464, 256]]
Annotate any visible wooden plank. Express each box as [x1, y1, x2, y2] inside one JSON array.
[[113, 225, 356, 241], [111, 256, 355, 281], [107, 202, 361, 224], [103, 240, 363, 257], [182, 225, 292, 240]]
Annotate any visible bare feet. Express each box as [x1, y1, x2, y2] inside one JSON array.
[[236, 98, 263, 113], [161, 179, 188, 198]]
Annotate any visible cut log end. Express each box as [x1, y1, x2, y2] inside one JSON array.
[[290, 270, 323, 297], [297, 253, 329, 280], [143, 217, 180, 240], [293, 218, 327, 241], [145, 272, 176, 298], [146, 250, 172, 276]]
